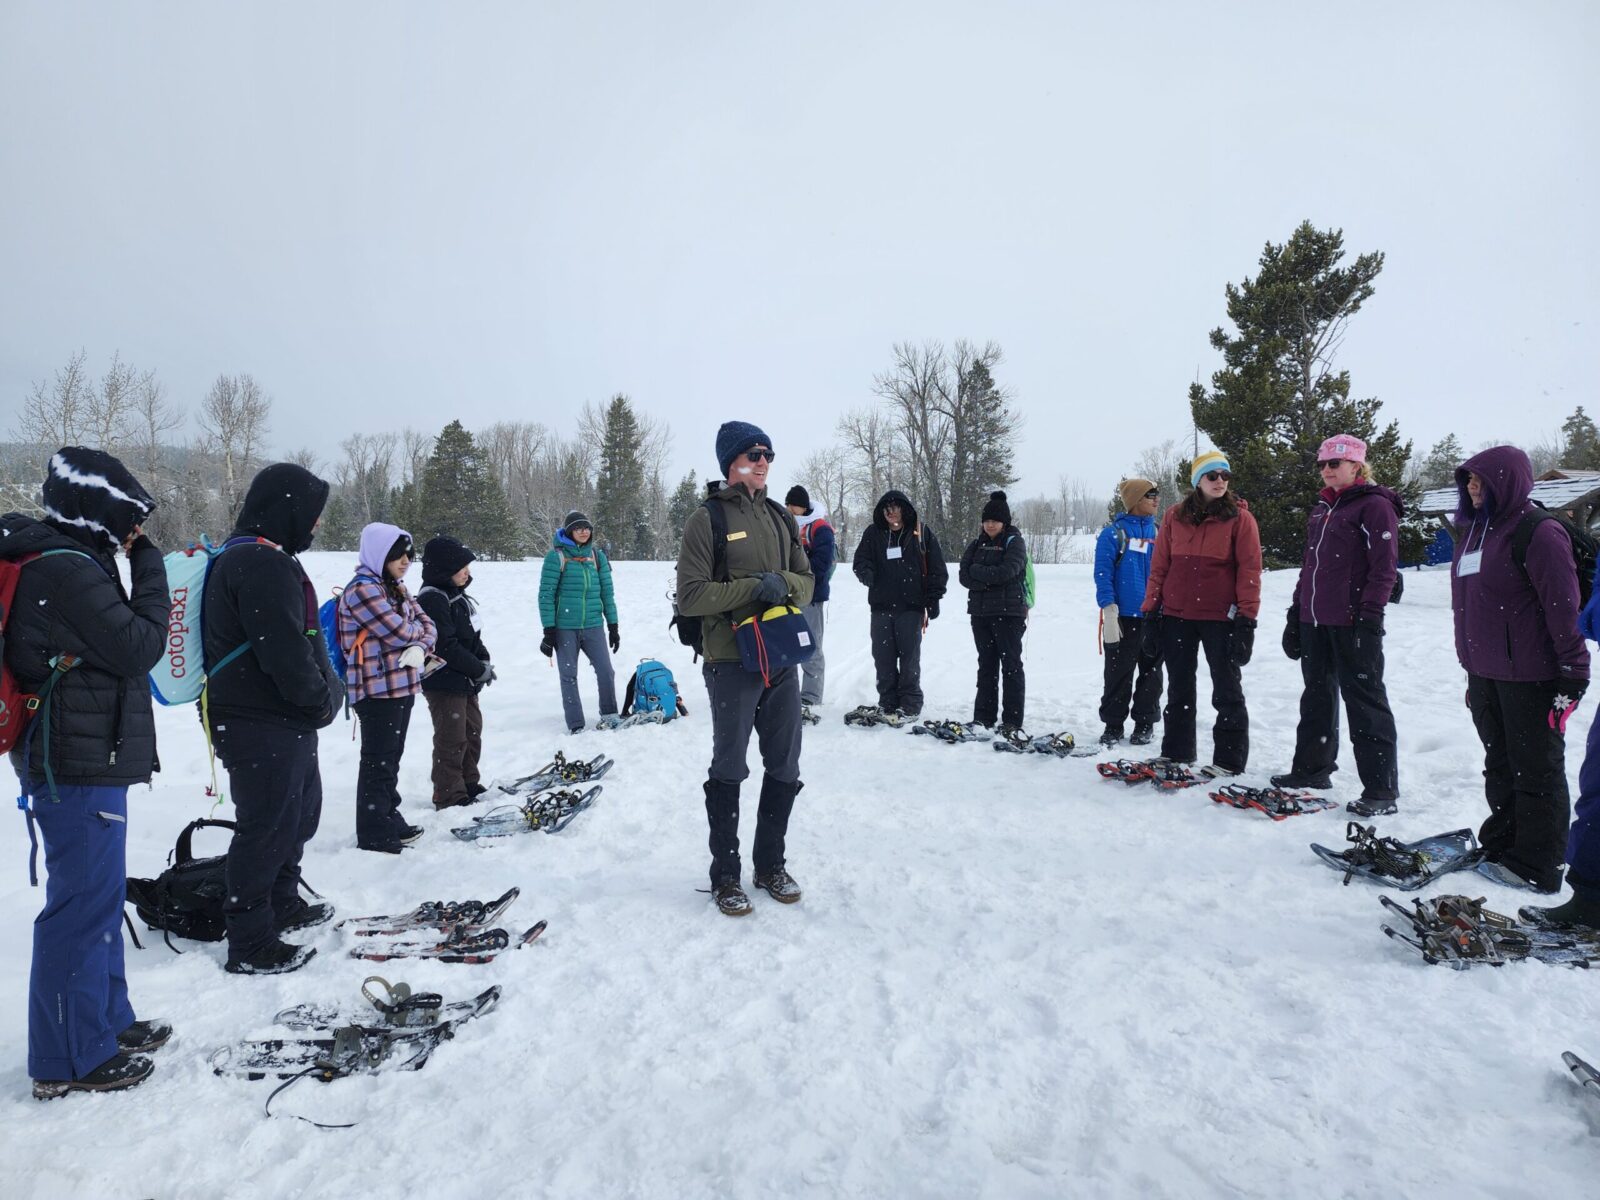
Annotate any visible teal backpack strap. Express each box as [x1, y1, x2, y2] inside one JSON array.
[[17, 653, 81, 886]]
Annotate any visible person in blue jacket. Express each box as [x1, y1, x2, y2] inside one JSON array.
[[785, 485, 835, 717], [1094, 478, 1164, 747]]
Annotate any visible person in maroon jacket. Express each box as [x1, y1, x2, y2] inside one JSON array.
[[1273, 435, 1403, 816], [1452, 445, 1590, 893]]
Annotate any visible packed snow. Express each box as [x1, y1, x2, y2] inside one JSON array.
[[2, 555, 1597, 1199]]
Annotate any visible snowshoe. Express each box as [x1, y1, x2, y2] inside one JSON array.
[[913, 719, 992, 744], [1097, 759, 1157, 785], [799, 704, 821, 727], [452, 786, 602, 840], [1310, 822, 1481, 890], [844, 705, 882, 727], [350, 920, 546, 964], [993, 730, 1077, 756], [1565, 1051, 1600, 1096], [1209, 785, 1338, 821], [338, 888, 521, 936], [1377, 893, 1600, 969], [275, 980, 502, 1033], [596, 711, 664, 730], [496, 753, 613, 795]]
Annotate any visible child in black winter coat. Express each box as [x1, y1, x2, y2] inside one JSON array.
[[959, 491, 1029, 735], [416, 536, 494, 808]]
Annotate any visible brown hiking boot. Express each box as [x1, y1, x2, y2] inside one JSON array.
[[753, 869, 803, 904], [712, 881, 753, 917], [33, 1053, 154, 1100]]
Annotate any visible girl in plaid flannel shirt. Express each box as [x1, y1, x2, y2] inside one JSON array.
[[339, 523, 437, 853]]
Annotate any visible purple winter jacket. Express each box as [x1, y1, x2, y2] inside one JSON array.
[[1450, 446, 1589, 684], [1292, 481, 1402, 625]]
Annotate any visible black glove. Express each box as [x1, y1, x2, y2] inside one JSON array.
[[127, 533, 157, 556], [608, 623, 620, 653], [926, 599, 940, 621], [1356, 615, 1384, 640], [1142, 610, 1163, 650], [1231, 615, 1256, 666], [477, 663, 497, 687], [754, 572, 788, 603], [539, 627, 556, 659], [1282, 607, 1303, 661]]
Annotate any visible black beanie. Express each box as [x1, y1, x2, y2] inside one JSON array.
[[981, 490, 1011, 525], [563, 510, 593, 537], [785, 485, 811, 511], [422, 535, 476, 586], [42, 446, 156, 545]]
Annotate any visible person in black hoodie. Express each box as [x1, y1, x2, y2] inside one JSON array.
[[851, 489, 948, 718], [416, 536, 494, 809], [2, 447, 171, 1099], [959, 491, 1029, 737], [202, 463, 342, 975]]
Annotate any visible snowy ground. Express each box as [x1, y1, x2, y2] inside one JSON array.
[[3, 554, 1597, 1199]]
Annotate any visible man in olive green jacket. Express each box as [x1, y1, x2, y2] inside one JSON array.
[[676, 420, 814, 917]]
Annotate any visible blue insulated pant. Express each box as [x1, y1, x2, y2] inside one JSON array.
[[1566, 704, 1600, 891], [556, 626, 617, 731], [26, 782, 136, 1080]]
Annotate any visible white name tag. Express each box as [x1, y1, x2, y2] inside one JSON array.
[[1129, 538, 1150, 554], [886, 546, 903, 561], [1457, 550, 1483, 577], [797, 631, 811, 646]]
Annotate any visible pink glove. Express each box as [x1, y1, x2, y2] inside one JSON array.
[[1549, 690, 1585, 734]]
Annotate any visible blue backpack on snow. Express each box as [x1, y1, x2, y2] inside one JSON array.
[[624, 659, 686, 720]]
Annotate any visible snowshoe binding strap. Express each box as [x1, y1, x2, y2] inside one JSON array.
[[1337, 822, 1430, 885], [361, 976, 445, 1026], [1148, 761, 1202, 790], [1030, 733, 1076, 757], [1097, 759, 1155, 783]]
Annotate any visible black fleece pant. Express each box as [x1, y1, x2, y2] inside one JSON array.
[[1098, 615, 1164, 732], [216, 720, 323, 959], [971, 616, 1026, 728], [1289, 623, 1399, 799], [1467, 674, 1570, 890], [871, 609, 925, 716], [703, 663, 803, 886], [1160, 616, 1248, 770], [355, 696, 415, 847]]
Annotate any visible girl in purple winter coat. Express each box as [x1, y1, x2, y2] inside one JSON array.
[[1451, 445, 1589, 894], [1273, 435, 1402, 816]]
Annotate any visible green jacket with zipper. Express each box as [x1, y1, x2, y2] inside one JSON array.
[[538, 532, 618, 630]]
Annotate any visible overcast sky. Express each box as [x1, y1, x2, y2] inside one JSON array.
[[2, 1, 1595, 505]]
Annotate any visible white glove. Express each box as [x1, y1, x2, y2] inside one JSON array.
[[398, 644, 426, 670], [1101, 604, 1121, 645]]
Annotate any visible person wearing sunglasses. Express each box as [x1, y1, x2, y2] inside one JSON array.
[[1273, 435, 1402, 816], [1094, 478, 1165, 747], [338, 523, 437, 854], [1140, 449, 1262, 776], [675, 421, 814, 917], [1449, 445, 1589, 895], [852, 488, 950, 722]]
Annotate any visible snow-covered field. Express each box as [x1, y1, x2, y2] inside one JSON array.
[[3, 555, 1597, 1199]]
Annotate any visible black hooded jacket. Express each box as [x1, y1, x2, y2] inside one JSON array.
[[2, 515, 168, 787], [416, 555, 491, 696], [851, 490, 949, 612], [202, 464, 342, 730], [959, 525, 1029, 619]]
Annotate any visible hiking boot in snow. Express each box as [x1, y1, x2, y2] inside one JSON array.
[[712, 881, 753, 917], [396, 823, 424, 845], [753, 869, 803, 904], [1130, 722, 1155, 746], [469, 783, 489, 798], [1519, 888, 1600, 933], [1476, 858, 1560, 894], [116, 1019, 172, 1054], [1270, 770, 1333, 791], [595, 714, 622, 730], [1200, 763, 1241, 779], [1347, 795, 1398, 818], [33, 1053, 153, 1101], [1098, 727, 1123, 748], [225, 940, 318, 976], [276, 900, 335, 934]]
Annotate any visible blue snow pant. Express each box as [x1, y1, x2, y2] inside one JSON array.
[[1568, 707, 1600, 893], [25, 782, 136, 1081], [555, 626, 617, 732]]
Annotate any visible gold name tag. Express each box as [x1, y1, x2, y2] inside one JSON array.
[[727, 531, 748, 541]]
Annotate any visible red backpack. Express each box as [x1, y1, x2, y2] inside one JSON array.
[[0, 549, 91, 755]]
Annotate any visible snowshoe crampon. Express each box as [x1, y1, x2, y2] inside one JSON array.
[[452, 786, 602, 840], [1310, 822, 1481, 890], [496, 753, 613, 795], [336, 887, 520, 937], [991, 731, 1077, 757], [912, 719, 991, 744], [1209, 785, 1337, 821], [1377, 894, 1600, 969]]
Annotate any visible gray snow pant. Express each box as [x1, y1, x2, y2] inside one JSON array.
[[556, 626, 616, 732], [800, 601, 826, 705], [871, 608, 925, 716], [703, 662, 803, 885]]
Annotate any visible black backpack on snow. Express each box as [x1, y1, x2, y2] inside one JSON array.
[[1511, 502, 1598, 608], [670, 489, 799, 661], [125, 818, 236, 949]]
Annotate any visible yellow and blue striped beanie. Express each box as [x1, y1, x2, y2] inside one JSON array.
[[1190, 450, 1230, 488]]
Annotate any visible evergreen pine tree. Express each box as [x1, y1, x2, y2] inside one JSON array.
[[1189, 221, 1420, 564], [592, 395, 649, 559], [1416, 434, 1466, 490], [1561, 406, 1600, 471], [948, 358, 1019, 531], [415, 420, 525, 560], [667, 470, 700, 540]]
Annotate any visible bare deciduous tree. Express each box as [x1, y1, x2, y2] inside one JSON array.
[[199, 373, 271, 514], [14, 349, 94, 448], [873, 340, 952, 529]]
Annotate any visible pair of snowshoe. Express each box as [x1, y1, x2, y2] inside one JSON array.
[[1309, 822, 1481, 891], [844, 704, 911, 729], [496, 753, 613, 796], [1378, 892, 1600, 969], [1096, 758, 1204, 790], [992, 730, 1082, 757], [452, 786, 602, 841], [339, 888, 546, 963], [595, 712, 665, 731], [1209, 784, 1337, 821]]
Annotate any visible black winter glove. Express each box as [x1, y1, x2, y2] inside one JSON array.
[[1231, 615, 1257, 666], [1356, 615, 1385, 640], [1282, 607, 1303, 661], [608, 623, 620, 653], [539, 627, 556, 659], [754, 572, 788, 604], [926, 599, 940, 621], [127, 533, 158, 556]]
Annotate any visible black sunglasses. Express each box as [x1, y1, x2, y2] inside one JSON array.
[[1317, 459, 1344, 470], [1202, 471, 1231, 483], [744, 449, 775, 463], [1143, 489, 1160, 499]]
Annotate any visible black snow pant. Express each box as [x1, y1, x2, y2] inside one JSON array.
[[971, 615, 1026, 729], [1289, 622, 1399, 800], [1467, 674, 1570, 891], [216, 720, 323, 960], [871, 608, 925, 716], [703, 662, 804, 886], [1098, 615, 1164, 733], [354, 695, 415, 848], [1160, 616, 1248, 770]]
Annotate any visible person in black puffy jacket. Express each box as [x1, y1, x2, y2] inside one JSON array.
[[958, 492, 1028, 734], [416, 536, 493, 809], [851, 489, 948, 717], [2, 447, 171, 1099], [202, 463, 341, 976]]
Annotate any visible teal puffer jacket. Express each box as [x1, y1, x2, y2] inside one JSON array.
[[538, 531, 618, 629]]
